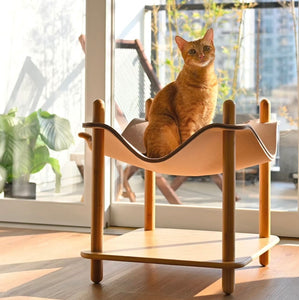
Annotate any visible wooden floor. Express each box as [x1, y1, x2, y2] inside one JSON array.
[[1, 226, 299, 300]]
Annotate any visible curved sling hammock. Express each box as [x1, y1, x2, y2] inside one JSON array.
[[81, 99, 279, 295], [84, 117, 276, 176]]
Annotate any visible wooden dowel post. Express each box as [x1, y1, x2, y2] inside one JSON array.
[[259, 99, 271, 266], [144, 170, 156, 230], [222, 100, 236, 295], [91, 99, 105, 283], [144, 98, 155, 231]]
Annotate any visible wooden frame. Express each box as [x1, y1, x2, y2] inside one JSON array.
[[81, 99, 279, 295], [5, 56, 46, 114]]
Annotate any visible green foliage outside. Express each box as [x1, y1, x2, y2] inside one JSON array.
[[151, 0, 257, 110]]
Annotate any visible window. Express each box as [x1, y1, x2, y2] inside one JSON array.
[[0, 0, 88, 226], [109, 1, 299, 237]]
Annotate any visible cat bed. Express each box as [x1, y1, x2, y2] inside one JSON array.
[[80, 99, 279, 295], [85, 117, 276, 176]]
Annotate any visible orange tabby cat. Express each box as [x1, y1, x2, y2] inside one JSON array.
[[144, 28, 218, 158]]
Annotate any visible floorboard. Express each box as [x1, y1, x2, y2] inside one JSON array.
[[1, 227, 299, 300]]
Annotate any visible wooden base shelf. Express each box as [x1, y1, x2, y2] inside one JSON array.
[[81, 228, 279, 269]]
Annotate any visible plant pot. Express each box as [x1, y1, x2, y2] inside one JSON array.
[[4, 182, 36, 199]]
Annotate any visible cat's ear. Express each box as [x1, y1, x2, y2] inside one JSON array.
[[203, 28, 214, 43], [175, 36, 188, 52]]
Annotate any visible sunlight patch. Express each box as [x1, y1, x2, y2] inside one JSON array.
[[0, 268, 60, 293], [0, 297, 58, 300], [193, 278, 222, 297]]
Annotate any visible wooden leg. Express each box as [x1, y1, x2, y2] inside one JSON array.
[[90, 99, 105, 283], [156, 174, 182, 204], [115, 162, 124, 201], [211, 174, 241, 201], [91, 260, 103, 284], [122, 165, 139, 202], [170, 176, 188, 191], [144, 170, 156, 231], [259, 99, 271, 266], [222, 100, 236, 295], [259, 162, 270, 266], [222, 269, 235, 295]]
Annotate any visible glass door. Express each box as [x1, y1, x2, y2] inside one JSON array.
[[0, 0, 88, 226], [110, 0, 299, 237]]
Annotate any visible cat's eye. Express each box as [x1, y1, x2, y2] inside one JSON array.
[[188, 49, 196, 55], [203, 45, 211, 52]]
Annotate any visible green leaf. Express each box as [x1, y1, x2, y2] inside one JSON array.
[[165, 58, 173, 66], [1, 135, 32, 181], [16, 112, 40, 142], [7, 108, 17, 117], [48, 157, 62, 193], [222, 46, 230, 55], [1, 132, 31, 164], [0, 131, 5, 161], [30, 146, 50, 174], [0, 164, 7, 193], [31, 147, 62, 192], [38, 110, 74, 151], [0, 113, 20, 133], [38, 110, 52, 118]]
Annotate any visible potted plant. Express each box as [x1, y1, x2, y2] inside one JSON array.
[[0, 108, 74, 199]]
